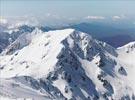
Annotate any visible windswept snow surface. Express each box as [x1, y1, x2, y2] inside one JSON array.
[[0, 28, 135, 100]]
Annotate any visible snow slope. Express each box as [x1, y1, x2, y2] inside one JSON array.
[[0, 28, 135, 100], [117, 42, 135, 93]]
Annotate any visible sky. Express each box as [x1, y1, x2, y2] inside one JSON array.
[[0, 0, 135, 25]]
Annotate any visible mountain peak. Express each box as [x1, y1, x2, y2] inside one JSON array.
[[0, 29, 134, 100], [0, 28, 118, 78]]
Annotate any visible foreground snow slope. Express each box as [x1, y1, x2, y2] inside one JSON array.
[[0, 28, 135, 100]]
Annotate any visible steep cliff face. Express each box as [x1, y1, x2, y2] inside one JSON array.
[[0, 29, 134, 100]]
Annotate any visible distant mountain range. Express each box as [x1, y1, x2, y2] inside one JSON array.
[[67, 22, 135, 47]]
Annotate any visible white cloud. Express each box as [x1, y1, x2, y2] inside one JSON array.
[[0, 17, 8, 24], [112, 15, 126, 20], [0, 15, 39, 29], [44, 13, 61, 19], [113, 16, 121, 19], [68, 17, 77, 21], [84, 16, 105, 20]]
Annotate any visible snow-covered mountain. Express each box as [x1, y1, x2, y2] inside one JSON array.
[[0, 24, 35, 53], [0, 28, 135, 100]]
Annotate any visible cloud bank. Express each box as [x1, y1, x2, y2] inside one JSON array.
[[84, 16, 105, 20]]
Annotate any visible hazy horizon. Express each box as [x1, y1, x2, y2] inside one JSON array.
[[1, 0, 135, 26]]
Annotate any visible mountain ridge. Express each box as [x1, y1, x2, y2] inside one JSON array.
[[0, 28, 135, 100]]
